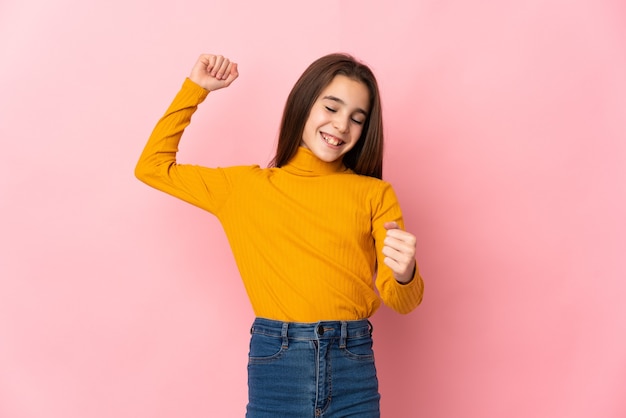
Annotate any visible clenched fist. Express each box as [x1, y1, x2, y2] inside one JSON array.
[[189, 54, 239, 91]]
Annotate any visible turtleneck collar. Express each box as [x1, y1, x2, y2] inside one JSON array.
[[281, 146, 348, 177]]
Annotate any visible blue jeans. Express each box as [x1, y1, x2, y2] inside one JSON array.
[[246, 318, 380, 417]]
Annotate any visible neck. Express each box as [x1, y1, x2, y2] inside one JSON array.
[[281, 147, 347, 177]]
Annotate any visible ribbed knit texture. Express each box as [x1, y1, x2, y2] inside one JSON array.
[[136, 78, 424, 322]]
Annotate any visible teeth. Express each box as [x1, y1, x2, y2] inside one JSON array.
[[322, 133, 342, 146]]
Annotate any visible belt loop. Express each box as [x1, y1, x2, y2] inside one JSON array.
[[281, 322, 289, 348], [367, 319, 374, 336], [339, 321, 348, 348]]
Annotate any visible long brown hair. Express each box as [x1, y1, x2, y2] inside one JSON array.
[[270, 53, 384, 179]]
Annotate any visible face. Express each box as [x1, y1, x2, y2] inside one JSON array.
[[301, 75, 370, 163]]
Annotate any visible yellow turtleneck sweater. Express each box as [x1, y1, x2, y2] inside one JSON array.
[[136, 78, 424, 322]]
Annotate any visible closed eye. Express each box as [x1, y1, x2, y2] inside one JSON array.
[[351, 118, 364, 125], [324, 103, 365, 125]]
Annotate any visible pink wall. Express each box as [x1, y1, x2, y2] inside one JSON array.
[[1, 0, 625, 416]]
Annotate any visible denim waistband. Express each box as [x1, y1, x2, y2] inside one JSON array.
[[250, 317, 373, 342]]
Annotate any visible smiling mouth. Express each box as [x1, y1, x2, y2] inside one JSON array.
[[321, 132, 344, 146]]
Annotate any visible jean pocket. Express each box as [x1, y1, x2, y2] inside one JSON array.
[[340, 335, 375, 361], [248, 333, 286, 364]]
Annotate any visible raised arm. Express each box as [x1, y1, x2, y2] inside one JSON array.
[[134, 54, 239, 212]]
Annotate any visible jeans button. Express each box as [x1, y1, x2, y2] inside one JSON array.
[[317, 325, 324, 336]]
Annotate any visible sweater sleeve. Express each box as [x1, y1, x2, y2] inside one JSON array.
[[135, 78, 232, 214], [372, 182, 424, 314]]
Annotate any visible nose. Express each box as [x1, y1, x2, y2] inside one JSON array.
[[333, 115, 349, 134]]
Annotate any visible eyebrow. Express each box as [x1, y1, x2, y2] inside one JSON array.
[[322, 95, 369, 116]]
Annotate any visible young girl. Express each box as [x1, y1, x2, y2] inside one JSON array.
[[136, 53, 424, 417]]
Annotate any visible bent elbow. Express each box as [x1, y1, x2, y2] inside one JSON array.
[[134, 158, 158, 186], [134, 161, 149, 183]]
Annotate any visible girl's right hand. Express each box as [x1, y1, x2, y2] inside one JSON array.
[[189, 54, 239, 91]]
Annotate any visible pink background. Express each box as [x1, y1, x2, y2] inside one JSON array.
[[1, 0, 625, 417]]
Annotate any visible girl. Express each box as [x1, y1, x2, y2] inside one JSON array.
[[136, 53, 424, 417]]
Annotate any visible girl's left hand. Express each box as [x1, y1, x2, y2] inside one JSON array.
[[382, 222, 417, 284]]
